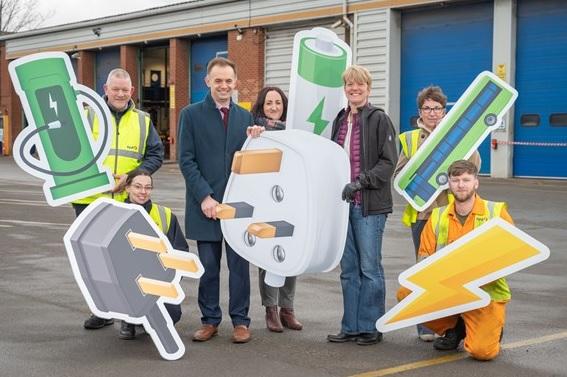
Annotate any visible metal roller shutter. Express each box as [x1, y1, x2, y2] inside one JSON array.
[[400, 1, 493, 174], [513, 0, 567, 178], [190, 35, 228, 104], [95, 48, 120, 96]]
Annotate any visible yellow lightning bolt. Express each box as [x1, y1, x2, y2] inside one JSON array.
[[377, 218, 549, 332]]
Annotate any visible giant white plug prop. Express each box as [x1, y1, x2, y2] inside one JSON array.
[[219, 129, 350, 287]]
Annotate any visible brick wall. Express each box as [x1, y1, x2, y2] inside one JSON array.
[[168, 38, 189, 161], [228, 28, 265, 107], [0, 44, 7, 109], [0, 44, 22, 155], [120, 45, 139, 104]]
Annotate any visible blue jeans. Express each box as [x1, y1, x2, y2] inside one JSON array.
[[197, 241, 250, 327], [340, 205, 387, 334]]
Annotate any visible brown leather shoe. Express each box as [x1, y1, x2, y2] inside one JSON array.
[[232, 325, 251, 343], [192, 324, 218, 342], [265, 306, 284, 332], [280, 308, 303, 330]]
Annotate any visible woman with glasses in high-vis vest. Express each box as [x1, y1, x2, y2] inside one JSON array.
[[394, 86, 480, 342], [118, 169, 189, 340]]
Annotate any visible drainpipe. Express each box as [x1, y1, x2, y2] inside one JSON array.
[[338, 0, 353, 45], [342, 0, 354, 29]]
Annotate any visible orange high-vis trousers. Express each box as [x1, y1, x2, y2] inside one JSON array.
[[397, 286, 507, 361]]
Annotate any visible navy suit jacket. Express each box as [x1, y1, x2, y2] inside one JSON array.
[[178, 93, 253, 241]]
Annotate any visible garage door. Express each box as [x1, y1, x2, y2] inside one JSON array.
[[400, 1, 493, 174], [95, 48, 120, 96], [190, 35, 228, 104], [513, 0, 567, 178]]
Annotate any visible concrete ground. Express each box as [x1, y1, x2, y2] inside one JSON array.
[[0, 156, 566, 377]]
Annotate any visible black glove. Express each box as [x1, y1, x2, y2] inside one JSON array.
[[341, 180, 362, 203]]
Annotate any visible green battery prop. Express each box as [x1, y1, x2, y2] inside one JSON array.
[[9, 52, 113, 206], [287, 27, 351, 139]]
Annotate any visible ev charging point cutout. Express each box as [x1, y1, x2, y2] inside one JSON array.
[[9, 52, 114, 206], [64, 198, 204, 360], [220, 129, 350, 287]]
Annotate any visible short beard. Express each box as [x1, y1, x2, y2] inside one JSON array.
[[453, 190, 475, 203]]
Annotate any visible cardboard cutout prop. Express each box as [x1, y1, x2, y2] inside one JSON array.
[[376, 218, 549, 333], [394, 71, 518, 212], [9, 52, 113, 206], [64, 198, 204, 360], [286, 27, 352, 138], [218, 129, 350, 287]]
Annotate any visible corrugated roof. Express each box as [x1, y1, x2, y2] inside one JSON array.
[[0, 0, 230, 41]]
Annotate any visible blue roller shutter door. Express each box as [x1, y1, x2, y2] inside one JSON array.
[[95, 48, 120, 96], [190, 35, 228, 104], [400, 1, 493, 174], [514, 0, 567, 178]]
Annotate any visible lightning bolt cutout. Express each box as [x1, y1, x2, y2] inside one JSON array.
[[307, 97, 329, 135], [376, 218, 550, 333], [49, 93, 58, 116]]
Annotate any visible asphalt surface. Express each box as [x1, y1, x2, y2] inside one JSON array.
[[1, 156, 566, 377]]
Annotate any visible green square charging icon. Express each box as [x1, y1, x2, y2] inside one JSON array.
[[8, 52, 114, 206]]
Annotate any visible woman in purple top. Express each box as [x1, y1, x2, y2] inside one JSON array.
[[327, 65, 398, 345]]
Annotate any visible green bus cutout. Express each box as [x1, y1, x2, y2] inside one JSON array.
[[394, 71, 518, 212]]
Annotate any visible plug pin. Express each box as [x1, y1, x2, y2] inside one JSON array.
[[247, 221, 294, 238], [137, 276, 180, 298], [216, 202, 255, 219], [231, 149, 283, 174]]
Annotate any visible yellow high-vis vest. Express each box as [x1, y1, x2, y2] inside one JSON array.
[[149, 204, 172, 233], [399, 130, 421, 226], [74, 107, 150, 204], [429, 199, 511, 301]]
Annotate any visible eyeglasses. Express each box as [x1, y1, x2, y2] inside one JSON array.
[[420, 106, 445, 114], [131, 184, 153, 192]]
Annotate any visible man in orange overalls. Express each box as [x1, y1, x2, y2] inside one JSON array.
[[398, 159, 513, 361]]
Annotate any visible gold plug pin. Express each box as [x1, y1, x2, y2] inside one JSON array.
[[127, 231, 167, 253], [137, 276, 179, 298], [247, 221, 294, 238], [127, 231, 201, 274], [158, 254, 200, 273], [216, 202, 255, 219], [231, 149, 283, 174]]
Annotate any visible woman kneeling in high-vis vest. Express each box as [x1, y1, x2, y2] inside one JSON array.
[[119, 169, 190, 340]]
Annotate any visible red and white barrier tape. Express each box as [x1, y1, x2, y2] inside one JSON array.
[[493, 140, 567, 147]]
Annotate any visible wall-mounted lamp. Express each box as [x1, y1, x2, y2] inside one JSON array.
[[71, 52, 80, 59], [235, 25, 243, 41], [92, 27, 102, 37]]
